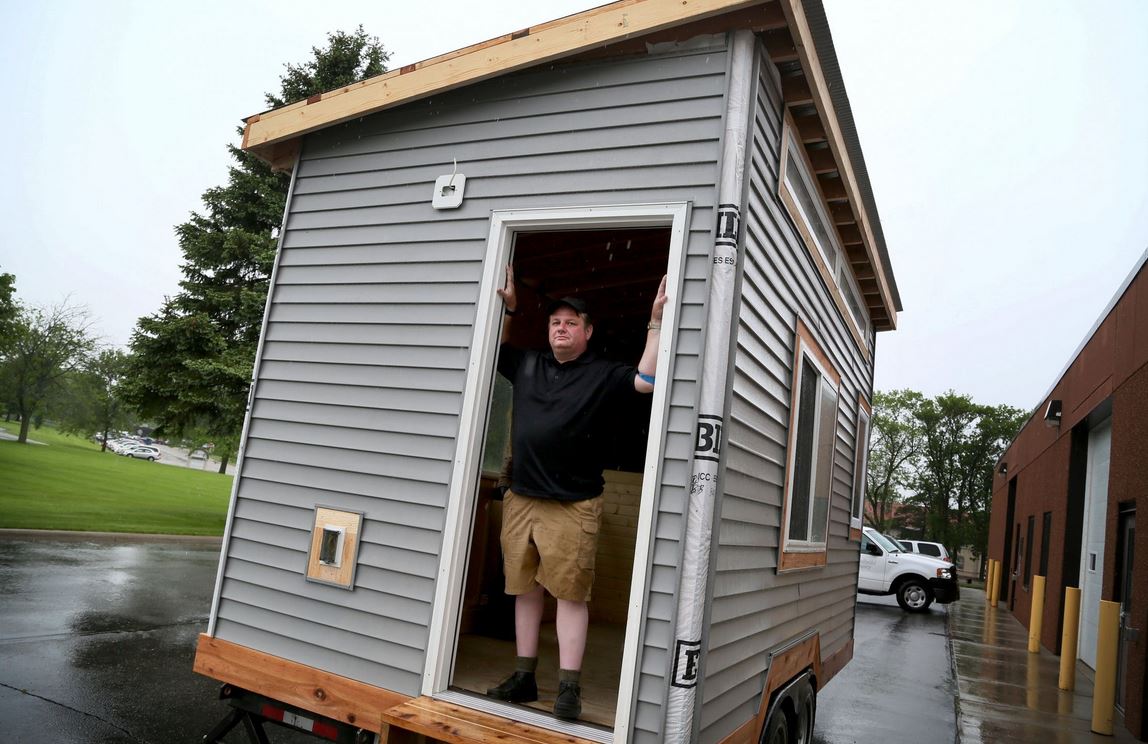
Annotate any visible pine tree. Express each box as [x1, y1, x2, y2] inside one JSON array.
[[125, 28, 389, 472]]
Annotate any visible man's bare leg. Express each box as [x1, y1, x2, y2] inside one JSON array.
[[516, 584, 545, 657], [488, 585, 544, 703], [556, 598, 588, 670]]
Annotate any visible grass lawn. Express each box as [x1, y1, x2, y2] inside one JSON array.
[[0, 421, 232, 535]]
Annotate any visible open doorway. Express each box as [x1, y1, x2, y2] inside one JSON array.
[[449, 226, 672, 729]]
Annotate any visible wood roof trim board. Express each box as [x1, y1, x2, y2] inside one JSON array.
[[242, 0, 763, 156]]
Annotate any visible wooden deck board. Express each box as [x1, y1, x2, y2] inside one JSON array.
[[384, 697, 603, 744]]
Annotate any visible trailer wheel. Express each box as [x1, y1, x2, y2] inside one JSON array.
[[760, 704, 789, 744], [896, 578, 934, 612], [793, 678, 815, 744]]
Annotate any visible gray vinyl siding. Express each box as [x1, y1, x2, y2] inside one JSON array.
[[696, 43, 871, 743], [212, 38, 730, 730]]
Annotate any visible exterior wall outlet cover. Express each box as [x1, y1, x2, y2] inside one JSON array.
[[432, 174, 466, 209]]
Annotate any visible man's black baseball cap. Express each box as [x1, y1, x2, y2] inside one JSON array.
[[546, 296, 590, 321]]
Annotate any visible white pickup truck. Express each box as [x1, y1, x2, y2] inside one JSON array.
[[858, 527, 960, 612]]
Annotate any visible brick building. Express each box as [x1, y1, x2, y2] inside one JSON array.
[[989, 248, 1148, 739]]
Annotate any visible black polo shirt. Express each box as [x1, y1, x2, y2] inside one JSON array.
[[498, 344, 640, 501]]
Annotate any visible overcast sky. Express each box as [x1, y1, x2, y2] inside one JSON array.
[[2, 1, 1146, 412]]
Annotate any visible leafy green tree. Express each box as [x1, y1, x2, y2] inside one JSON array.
[[124, 28, 389, 474], [52, 348, 133, 449], [953, 402, 1027, 571], [908, 392, 1025, 566], [2, 301, 97, 443], [0, 269, 16, 337], [866, 389, 924, 531]]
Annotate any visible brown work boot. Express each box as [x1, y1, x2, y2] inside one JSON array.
[[487, 671, 538, 703], [553, 680, 581, 721]]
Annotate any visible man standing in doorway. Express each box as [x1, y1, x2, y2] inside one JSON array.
[[487, 264, 667, 721]]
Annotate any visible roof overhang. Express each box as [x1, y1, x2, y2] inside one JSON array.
[[242, 0, 900, 330]]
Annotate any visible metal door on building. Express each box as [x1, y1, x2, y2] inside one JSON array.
[[1078, 419, 1112, 670]]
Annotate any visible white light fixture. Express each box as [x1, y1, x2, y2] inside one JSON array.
[[432, 159, 466, 209], [1044, 399, 1062, 428]]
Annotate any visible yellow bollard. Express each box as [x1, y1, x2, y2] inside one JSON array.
[[985, 560, 996, 602], [1026, 645, 1039, 710], [1060, 587, 1081, 691], [1028, 575, 1046, 653], [990, 560, 1001, 608], [1092, 600, 1121, 735]]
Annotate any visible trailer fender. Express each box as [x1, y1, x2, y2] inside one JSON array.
[[720, 632, 822, 744]]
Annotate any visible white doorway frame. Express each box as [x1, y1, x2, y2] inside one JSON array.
[[423, 202, 690, 742]]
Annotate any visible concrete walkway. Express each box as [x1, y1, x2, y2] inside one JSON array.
[[949, 588, 1139, 743]]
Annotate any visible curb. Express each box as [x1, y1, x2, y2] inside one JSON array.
[[0, 529, 223, 545]]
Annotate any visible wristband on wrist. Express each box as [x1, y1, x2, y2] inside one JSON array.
[[647, 321, 661, 330], [638, 372, 656, 385], [505, 307, 517, 316]]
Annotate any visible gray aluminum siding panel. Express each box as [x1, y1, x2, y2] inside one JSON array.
[[697, 43, 872, 743], [213, 42, 729, 715]]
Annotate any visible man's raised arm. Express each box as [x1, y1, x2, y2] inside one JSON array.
[[497, 264, 517, 344], [635, 275, 667, 394]]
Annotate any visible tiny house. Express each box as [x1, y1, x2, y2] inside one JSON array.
[[193, 1, 901, 742]]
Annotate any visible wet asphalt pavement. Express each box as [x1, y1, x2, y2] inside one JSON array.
[[1, 532, 964, 744], [815, 593, 957, 744], [0, 534, 313, 744]]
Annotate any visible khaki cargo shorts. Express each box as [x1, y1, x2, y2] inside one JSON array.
[[500, 490, 603, 602]]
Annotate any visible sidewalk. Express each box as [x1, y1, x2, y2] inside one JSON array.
[[948, 588, 1139, 743]]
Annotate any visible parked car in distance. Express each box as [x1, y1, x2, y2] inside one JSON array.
[[122, 445, 162, 461], [106, 439, 137, 453], [898, 539, 952, 563], [858, 527, 959, 612]]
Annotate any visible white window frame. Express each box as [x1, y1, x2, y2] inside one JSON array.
[[779, 320, 841, 570], [851, 397, 872, 533], [778, 113, 871, 352], [423, 202, 689, 743]]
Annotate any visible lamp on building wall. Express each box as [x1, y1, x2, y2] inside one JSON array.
[[998, 461, 1008, 477], [1044, 399, 1063, 428]]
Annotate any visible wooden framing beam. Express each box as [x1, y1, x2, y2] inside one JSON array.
[[780, 0, 897, 328], [836, 223, 862, 245], [806, 146, 837, 174], [243, 0, 767, 155], [780, 73, 813, 105], [571, 2, 791, 63], [192, 634, 409, 734], [792, 112, 825, 143], [383, 697, 601, 744], [829, 201, 855, 225], [817, 174, 846, 200], [762, 27, 798, 62]]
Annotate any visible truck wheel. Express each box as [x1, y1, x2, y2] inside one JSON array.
[[793, 678, 815, 744], [896, 579, 934, 612], [760, 706, 789, 744]]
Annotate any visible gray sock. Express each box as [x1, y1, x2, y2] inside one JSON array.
[[515, 656, 538, 674]]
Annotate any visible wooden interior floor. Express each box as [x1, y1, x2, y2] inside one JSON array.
[[453, 621, 626, 728]]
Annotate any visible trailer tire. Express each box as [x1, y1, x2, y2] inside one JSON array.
[[793, 678, 815, 744], [761, 704, 789, 744], [896, 578, 934, 612]]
